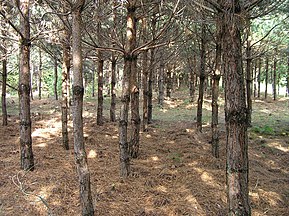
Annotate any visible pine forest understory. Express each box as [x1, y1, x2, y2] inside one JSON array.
[[0, 0, 289, 216]]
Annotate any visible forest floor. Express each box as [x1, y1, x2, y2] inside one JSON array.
[[0, 90, 288, 216]]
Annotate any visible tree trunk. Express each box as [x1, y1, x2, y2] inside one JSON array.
[[257, 59, 261, 98], [97, 54, 104, 125], [38, 49, 42, 100], [265, 57, 269, 100], [129, 54, 140, 158], [286, 57, 289, 97], [110, 1, 117, 122], [273, 58, 277, 100], [246, 26, 252, 126], [197, 24, 206, 132], [148, 12, 157, 124], [141, 18, 149, 132], [19, 0, 34, 171], [222, 1, 251, 215], [211, 14, 222, 158], [119, 1, 138, 177], [30, 63, 34, 100], [110, 57, 117, 122], [148, 48, 154, 124], [166, 66, 172, 98], [2, 54, 8, 126], [189, 55, 196, 102], [158, 51, 165, 107], [54, 58, 58, 100], [253, 60, 257, 98], [71, 2, 94, 215], [61, 29, 70, 150], [92, 65, 95, 97]]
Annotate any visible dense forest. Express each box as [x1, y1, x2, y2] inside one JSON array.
[[0, 0, 288, 215]]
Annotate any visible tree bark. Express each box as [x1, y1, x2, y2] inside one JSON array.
[[197, 24, 206, 132], [287, 56, 289, 97], [110, 57, 117, 122], [97, 54, 104, 125], [222, 1, 251, 215], [189, 55, 196, 102], [142, 18, 149, 131], [148, 12, 157, 124], [273, 57, 277, 100], [166, 66, 172, 98], [211, 13, 222, 158], [71, 1, 94, 215], [54, 58, 58, 100], [257, 59, 261, 98], [246, 24, 252, 126], [110, 0, 117, 122], [265, 57, 269, 100], [38, 49, 42, 100], [19, 0, 34, 171], [2, 54, 8, 126], [158, 51, 165, 107], [61, 29, 70, 150]]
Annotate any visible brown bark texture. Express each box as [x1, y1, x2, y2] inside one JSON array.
[[54, 58, 58, 100], [197, 24, 206, 132], [61, 29, 70, 150], [222, 1, 251, 215], [71, 2, 94, 215], [2, 58, 8, 126], [211, 13, 222, 158], [19, 0, 34, 171]]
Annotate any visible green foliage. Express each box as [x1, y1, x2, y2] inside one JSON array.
[[251, 125, 275, 135], [168, 152, 183, 163]]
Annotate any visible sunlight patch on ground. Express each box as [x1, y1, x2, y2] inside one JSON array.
[[157, 185, 167, 193], [151, 156, 159, 161], [257, 189, 283, 207], [160, 109, 168, 113], [267, 141, 288, 152], [88, 150, 97, 159], [35, 143, 47, 148], [186, 128, 194, 133], [193, 167, 220, 188]]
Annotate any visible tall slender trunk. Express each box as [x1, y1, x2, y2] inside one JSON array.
[[2, 54, 8, 126], [265, 57, 269, 100], [1, 20, 8, 126], [166, 66, 172, 98], [38, 49, 42, 100], [110, 57, 117, 122], [189, 55, 196, 102], [54, 58, 58, 100], [129, 54, 140, 158], [97, 54, 104, 125], [158, 51, 165, 107], [286, 56, 289, 97], [211, 13, 222, 158], [273, 58, 277, 100], [110, 0, 117, 122], [246, 24, 252, 126], [92, 65, 95, 97], [119, 1, 138, 176], [257, 59, 261, 98], [96, 16, 104, 125], [128, 2, 140, 159], [142, 18, 149, 131], [148, 12, 157, 124], [253, 60, 257, 98], [61, 29, 70, 150], [19, 0, 34, 171], [197, 24, 206, 132], [147, 48, 154, 124], [30, 63, 34, 100], [222, 1, 251, 214], [71, 2, 94, 215]]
